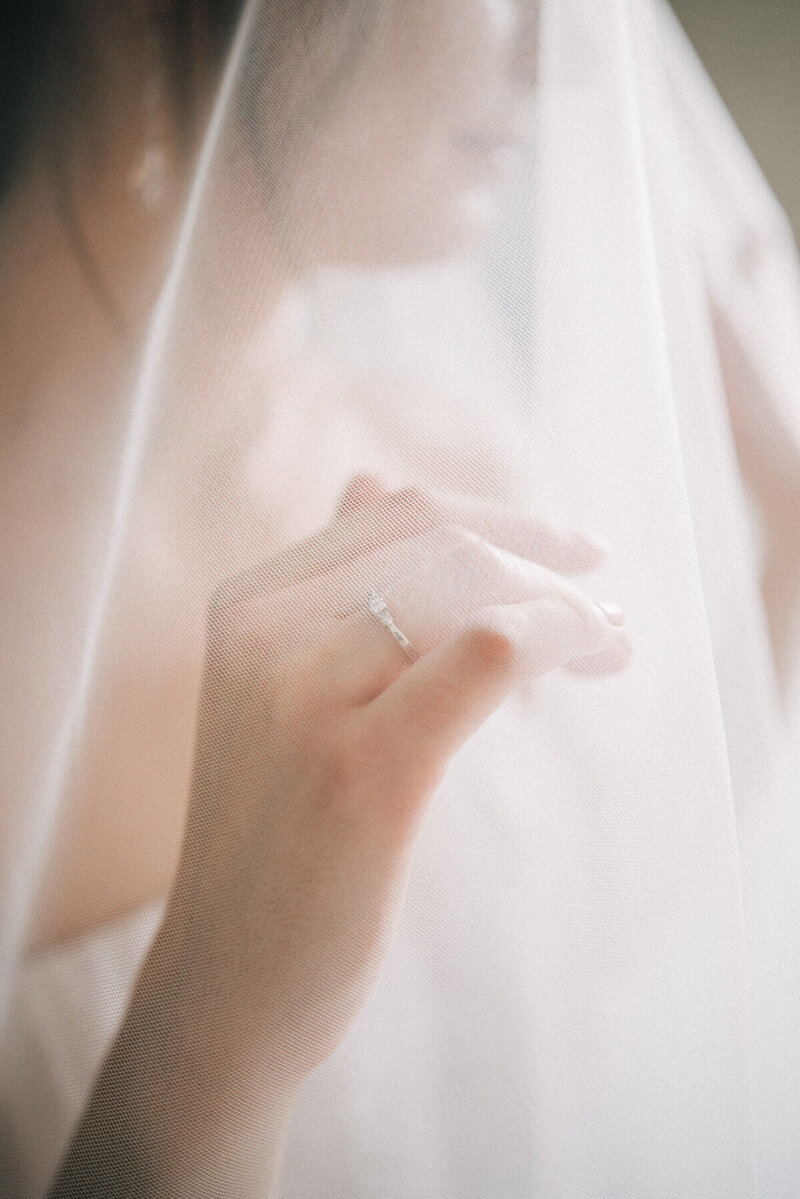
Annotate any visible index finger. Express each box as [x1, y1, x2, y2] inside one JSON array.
[[213, 481, 606, 615]]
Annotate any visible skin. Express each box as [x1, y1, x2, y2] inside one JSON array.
[[50, 478, 631, 1196], [247, 0, 541, 266], [0, 0, 558, 954], [2, 5, 629, 1193], [3, 0, 796, 1193]]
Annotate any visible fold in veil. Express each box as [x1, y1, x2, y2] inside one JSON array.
[[3, 0, 800, 1194]]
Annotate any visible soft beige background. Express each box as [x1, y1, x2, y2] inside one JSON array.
[[670, 0, 800, 237]]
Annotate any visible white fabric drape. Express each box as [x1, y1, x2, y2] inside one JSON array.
[[3, 1, 800, 1194]]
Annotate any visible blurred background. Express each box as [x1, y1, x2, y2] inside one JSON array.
[[670, 0, 800, 238]]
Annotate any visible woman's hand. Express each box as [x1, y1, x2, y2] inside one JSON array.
[[50, 475, 631, 1197], [159, 474, 631, 1089]]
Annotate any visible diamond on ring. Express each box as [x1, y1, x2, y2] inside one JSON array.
[[367, 590, 416, 658]]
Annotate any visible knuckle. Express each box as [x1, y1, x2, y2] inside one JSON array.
[[310, 724, 367, 813], [446, 528, 510, 593], [225, 598, 282, 666], [343, 471, 378, 495], [301, 636, 345, 697], [207, 560, 284, 626], [559, 590, 607, 646], [433, 522, 487, 563], [461, 619, 516, 675], [387, 485, 441, 531]]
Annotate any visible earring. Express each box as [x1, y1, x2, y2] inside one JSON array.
[[129, 18, 168, 212]]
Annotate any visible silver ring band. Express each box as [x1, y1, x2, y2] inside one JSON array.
[[367, 590, 416, 659]]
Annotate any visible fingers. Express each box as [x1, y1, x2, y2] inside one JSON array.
[[323, 548, 631, 706], [426, 486, 606, 574], [212, 475, 607, 617], [558, 600, 633, 676], [210, 484, 441, 615], [360, 596, 626, 794], [562, 641, 634, 677], [241, 521, 627, 698], [333, 473, 390, 518]]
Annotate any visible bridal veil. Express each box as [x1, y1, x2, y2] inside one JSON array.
[[3, 0, 800, 1194]]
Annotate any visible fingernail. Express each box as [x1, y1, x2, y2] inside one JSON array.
[[596, 601, 625, 626]]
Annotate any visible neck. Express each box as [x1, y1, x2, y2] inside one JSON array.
[[0, 170, 304, 488], [0, 33, 302, 450], [0, 171, 169, 439]]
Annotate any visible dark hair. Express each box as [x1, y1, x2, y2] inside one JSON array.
[[0, 1, 374, 325], [0, 1, 245, 204], [0, 1, 243, 327]]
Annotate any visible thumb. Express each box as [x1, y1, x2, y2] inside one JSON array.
[[363, 595, 624, 789]]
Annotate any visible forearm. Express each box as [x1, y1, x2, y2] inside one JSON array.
[[47, 923, 299, 1198]]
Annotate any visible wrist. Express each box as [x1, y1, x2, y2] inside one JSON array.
[[130, 908, 306, 1105], [50, 925, 300, 1199]]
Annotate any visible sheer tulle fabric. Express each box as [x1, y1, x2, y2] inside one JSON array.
[[3, 0, 800, 1194]]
